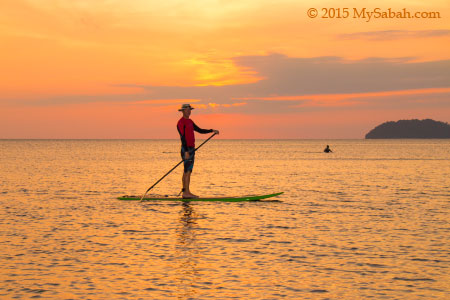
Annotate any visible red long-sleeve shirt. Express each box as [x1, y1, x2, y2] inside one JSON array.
[[177, 117, 213, 148]]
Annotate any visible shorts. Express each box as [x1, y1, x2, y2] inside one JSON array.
[[181, 146, 195, 173]]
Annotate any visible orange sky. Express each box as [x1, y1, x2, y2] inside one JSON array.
[[0, 0, 449, 138]]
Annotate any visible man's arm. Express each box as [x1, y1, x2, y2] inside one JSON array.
[[177, 123, 188, 149], [193, 122, 214, 134]]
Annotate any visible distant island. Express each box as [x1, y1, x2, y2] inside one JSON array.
[[365, 119, 450, 139]]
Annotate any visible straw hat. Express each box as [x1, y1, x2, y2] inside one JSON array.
[[178, 104, 195, 111]]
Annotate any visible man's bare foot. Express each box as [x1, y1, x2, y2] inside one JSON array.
[[182, 192, 199, 199]]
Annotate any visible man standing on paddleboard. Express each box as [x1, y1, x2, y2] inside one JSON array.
[[177, 104, 219, 199]]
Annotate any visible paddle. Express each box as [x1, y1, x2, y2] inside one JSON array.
[[139, 132, 217, 202]]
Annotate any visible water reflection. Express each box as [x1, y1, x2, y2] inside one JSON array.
[[178, 202, 197, 245], [175, 202, 200, 299]]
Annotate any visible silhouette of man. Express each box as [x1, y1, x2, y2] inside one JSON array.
[[177, 104, 219, 198]]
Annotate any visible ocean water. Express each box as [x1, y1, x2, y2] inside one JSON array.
[[0, 139, 449, 299]]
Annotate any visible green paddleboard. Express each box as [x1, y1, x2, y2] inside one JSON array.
[[118, 192, 283, 202]]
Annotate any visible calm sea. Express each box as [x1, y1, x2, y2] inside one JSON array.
[[0, 139, 449, 299]]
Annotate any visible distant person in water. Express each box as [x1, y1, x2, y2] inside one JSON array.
[[177, 104, 219, 199], [324, 145, 333, 153]]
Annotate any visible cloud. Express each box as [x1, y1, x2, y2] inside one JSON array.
[[338, 29, 450, 40], [123, 53, 450, 111], [6, 53, 450, 115]]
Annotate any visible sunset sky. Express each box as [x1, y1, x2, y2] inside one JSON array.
[[1, 0, 449, 138]]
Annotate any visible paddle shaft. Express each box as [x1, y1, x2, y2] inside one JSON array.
[[140, 132, 217, 201]]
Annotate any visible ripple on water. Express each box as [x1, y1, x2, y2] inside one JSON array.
[[1, 139, 449, 299]]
